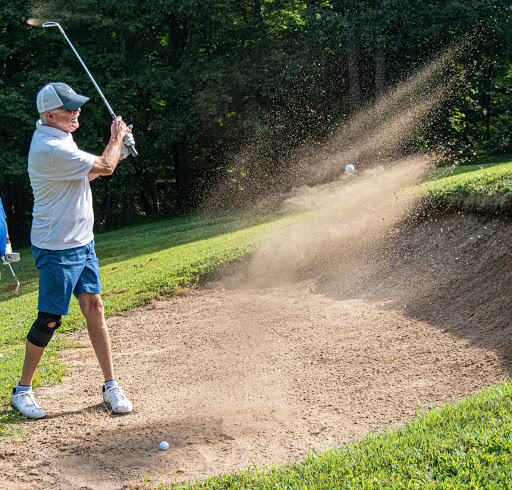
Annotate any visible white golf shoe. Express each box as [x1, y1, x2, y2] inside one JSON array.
[[103, 385, 133, 414], [11, 389, 46, 419]]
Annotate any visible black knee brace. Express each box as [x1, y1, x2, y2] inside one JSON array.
[[27, 311, 63, 348]]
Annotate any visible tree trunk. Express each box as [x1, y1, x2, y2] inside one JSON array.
[[483, 60, 493, 143], [166, 13, 189, 69], [173, 142, 192, 212], [305, 0, 317, 23], [118, 29, 126, 78], [124, 194, 134, 221], [253, 0, 264, 24], [347, 18, 362, 112], [343, 2, 362, 112], [165, 13, 191, 211], [375, 46, 386, 100]]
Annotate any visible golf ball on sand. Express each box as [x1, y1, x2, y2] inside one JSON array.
[[160, 441, 169, 451], [345, 164, 355, 173]]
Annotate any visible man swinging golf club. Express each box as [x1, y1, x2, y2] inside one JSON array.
[[11, 82, 135, 418]]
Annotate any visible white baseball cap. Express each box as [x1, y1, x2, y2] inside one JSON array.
[[37, 82, 89, 113]]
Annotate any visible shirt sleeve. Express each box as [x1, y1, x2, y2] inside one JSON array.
[[51, 144, 95, 181], [0, 197, 6, 220]]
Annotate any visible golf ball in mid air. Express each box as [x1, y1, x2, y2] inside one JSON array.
[[345, 164, 355, 173], [160, 441, 169, 451]]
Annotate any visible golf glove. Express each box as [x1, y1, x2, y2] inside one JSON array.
[[124, 133, 135, 147], [120, 133, 135, 159]]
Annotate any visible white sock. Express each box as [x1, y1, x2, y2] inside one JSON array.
[[14, 384, 31, 394], [103, 380, 118, 391]]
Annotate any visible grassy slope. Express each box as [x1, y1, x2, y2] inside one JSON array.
[[418, 160, 512, 210]]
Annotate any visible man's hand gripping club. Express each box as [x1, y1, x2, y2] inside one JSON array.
[[89, 117, 134, 177]]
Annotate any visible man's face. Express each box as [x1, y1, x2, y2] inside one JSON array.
[[46, 107, 81, 133]]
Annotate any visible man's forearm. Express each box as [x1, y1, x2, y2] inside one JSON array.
[[102, 133, 124, 167], [88, 116, 131, 177], [90, 134, 124, 176]]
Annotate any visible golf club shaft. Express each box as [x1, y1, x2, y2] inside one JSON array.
[[42, 22, 138, 157], [44, 22, 116, 118], [7, 263, 20, 295]]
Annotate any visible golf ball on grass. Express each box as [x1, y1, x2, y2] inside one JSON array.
[[160, 441, 169, 451], [345, 164, 355, 173]]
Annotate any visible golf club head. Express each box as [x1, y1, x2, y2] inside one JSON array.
[[42, 22, 61, 28]]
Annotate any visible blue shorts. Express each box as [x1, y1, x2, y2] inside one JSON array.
[[32, 240, 102, 315]]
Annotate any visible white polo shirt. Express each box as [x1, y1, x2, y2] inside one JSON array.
[[28, 120, 96, 250]]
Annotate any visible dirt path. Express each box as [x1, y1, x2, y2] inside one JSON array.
[[1, 209, 512, 489]]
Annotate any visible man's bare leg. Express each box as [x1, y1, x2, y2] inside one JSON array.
[[12, 333, 51, 418], [78, 292, 114, 382], [19, 339, 47, 386], [78, 292, 132, 413]]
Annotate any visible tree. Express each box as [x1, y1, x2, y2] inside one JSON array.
[[0, 0, 510, 243]]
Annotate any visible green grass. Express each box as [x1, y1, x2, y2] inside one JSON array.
[[416, 158, 512, 212], [422, 161, 509, 181], [163, 380, 512, 489]]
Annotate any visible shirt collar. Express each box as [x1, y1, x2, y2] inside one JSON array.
[[35, 120, 71, 139]]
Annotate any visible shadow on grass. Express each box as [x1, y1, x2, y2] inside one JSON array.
[[466, 153, 512, 165], [0, 276, 40, 302], [93, 210, 287, 267], [0, 211, 285, 283]]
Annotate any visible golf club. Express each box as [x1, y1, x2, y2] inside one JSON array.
[[3, 252, 20, 294], [41, 21, 138, 157], [7, 264, 20, 295]]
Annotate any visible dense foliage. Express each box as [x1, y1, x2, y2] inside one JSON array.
[[0, 0, 511, 244]]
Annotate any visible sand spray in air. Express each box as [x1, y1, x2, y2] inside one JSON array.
[[221, 46, 468, 288]]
